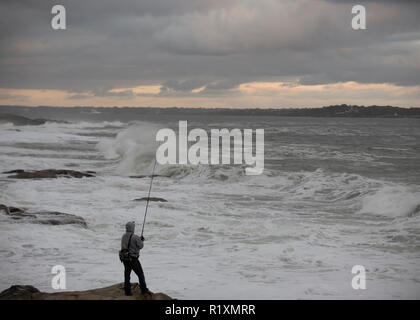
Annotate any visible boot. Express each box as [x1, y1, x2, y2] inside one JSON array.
[[141, 288, 152, 295]]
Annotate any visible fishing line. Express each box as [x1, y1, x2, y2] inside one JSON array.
[[141, 157, 157, 237]]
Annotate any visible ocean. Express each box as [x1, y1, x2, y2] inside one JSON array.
[[0, 108, 419, 299]]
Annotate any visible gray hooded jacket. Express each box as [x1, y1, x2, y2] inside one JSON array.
[[121, 221, 144, 259]]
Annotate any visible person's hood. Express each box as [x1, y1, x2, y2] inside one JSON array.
[[126, 221, 135, 233]]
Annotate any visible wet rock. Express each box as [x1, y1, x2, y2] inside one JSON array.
[[0, 113, 68, 126], [0, 204, 10, 214], [0, 204, 87, 227], [0, 113, 47, 126], [4, 169, 95, 179], [129, 174, 165, 179], [133, 197, 168, 202], [2, 169, 25, 174], [0, 283, 173, 300], [0, 285, 40, 300]]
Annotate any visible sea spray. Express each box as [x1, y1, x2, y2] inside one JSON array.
[[96, 122, 160, 174]]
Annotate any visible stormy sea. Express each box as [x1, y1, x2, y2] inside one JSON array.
[[0, 107, 419, 299]]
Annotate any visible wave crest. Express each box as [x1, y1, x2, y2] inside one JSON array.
[[359, 186, 420, 218], [96, 122, 159, 174]]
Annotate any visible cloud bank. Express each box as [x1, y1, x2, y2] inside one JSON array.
[[0, 0, 419, 107]]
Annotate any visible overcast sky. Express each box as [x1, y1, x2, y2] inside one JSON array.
[[0, 0, 419, 108]]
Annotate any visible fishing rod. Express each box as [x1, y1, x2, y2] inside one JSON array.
[[140, 157, 157, 237]]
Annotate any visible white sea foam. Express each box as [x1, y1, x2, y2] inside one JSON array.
[[359, 186, 420, 218], [1, 117, 420, 299], [96, 122, 160, 174]]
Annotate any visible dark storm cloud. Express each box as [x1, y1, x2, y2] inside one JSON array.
[[0, 0, 419, 95]]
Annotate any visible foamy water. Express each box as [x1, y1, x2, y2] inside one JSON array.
[[0, 115, 419, 299]]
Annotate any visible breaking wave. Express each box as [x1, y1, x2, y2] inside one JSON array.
[[96, 122, 261, 179], [277, 169, 420, 218], [359, 186, 420, 218], [158, 163, 249, 181], [96, 122, 160, 174], [96, 123, 420, 219]]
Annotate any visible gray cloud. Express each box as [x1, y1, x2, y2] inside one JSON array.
[[0, 93, 27, 101], [0, 0, 419, 97], [92, 88, 134, 97], [161, 79, 207, 92]]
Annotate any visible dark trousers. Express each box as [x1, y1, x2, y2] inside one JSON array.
[[123, 258, 148, 294]]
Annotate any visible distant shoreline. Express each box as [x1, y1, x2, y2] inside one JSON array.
[[1, 104, 420, 118]]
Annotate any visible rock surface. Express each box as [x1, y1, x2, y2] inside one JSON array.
[[134, 197, 168, 202], [129, 174, 166, 179], [0, 204, 87, 227], [4, 169, 95, 179], [0, 113, 49, 126], [0, 283, 172, 300]]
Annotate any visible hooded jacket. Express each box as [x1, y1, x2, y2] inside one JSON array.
[[121, 221, 144, 259]]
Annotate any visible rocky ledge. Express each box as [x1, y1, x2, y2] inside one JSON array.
[[129, 174, 166, 179], [0, 204, 87, 227], [0, 113, 68, 126], [3, 169, 96, 179], [0, 283, 172, 300], [133, 197, 168, 202]]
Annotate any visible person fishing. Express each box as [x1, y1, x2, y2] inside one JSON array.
[[120, 221, 151, 296], [119, 158, 157, 296]]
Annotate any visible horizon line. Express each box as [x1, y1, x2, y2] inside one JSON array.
[[1, 104, 420, 110]]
